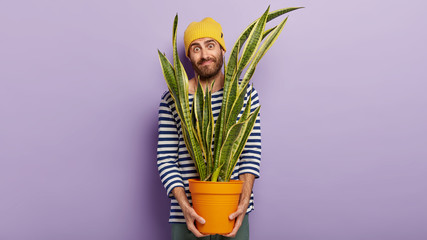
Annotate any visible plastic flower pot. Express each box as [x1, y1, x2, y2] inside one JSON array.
[[188, 179, 244, 235]]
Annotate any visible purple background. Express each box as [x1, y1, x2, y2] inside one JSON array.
[[1, 0, 427, 239]]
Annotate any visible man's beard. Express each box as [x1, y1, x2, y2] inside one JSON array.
[[191, 54, 223, 80]]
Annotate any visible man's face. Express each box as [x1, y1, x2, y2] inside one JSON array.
[[188, 38, 224, 80]]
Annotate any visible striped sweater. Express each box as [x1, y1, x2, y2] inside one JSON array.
[[156, 84, 262, 223]]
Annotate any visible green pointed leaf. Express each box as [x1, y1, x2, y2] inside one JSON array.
[[225, 7, 302, 77], [219, 6, 269, 123], [262, 26, 277, 40], [224, 106, 261, 181], [224, 7, 302, 89], [218, 86, 255, 181], [213, 106, 223, 168], [195, 79, 205, 124], [205, 122, 213, 177], [201, 84, 209, 149], [194, 79, 205, 147], [266, 7, 303, 22], [237, 6, 270, 73], [239, 16, 289, 92], [226, 83, 247, 132], [158, 50, 178, 96], [217, 122, 245, 181], [191, 90, 206, 163], [181, 123, 195, 162], [171, 14, 206, 180], [202, 85, 214, 175], [211, 163, 223, 182], [223, 77, 239, 134], [238, 85, 253, 124], [217, 6, 267, 149]]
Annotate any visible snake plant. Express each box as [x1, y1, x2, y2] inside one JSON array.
[[158, 6, 302, 182]]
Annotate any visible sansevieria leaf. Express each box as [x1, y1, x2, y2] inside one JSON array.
[[224, 106, 261, 181], [240, 16, 290, 92], [213, 122, 245, 182]]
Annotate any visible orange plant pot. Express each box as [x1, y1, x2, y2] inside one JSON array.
[[188, 179, 243, 235]]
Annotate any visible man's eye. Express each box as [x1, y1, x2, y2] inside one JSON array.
[[193, 47, 200, 52], [208, 44, 214, 49]]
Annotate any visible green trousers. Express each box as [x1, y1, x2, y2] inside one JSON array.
[[171, 214, 249, 240]]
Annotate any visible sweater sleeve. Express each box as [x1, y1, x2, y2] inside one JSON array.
[[157, 92, 184, 198], [238, 85, 262, 178]]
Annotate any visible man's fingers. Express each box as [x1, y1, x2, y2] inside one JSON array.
[[224, 223, 239, 238], [196, 216, 206, 224], [191, 228, 207, 238], [187, 221, 207, 238], [229, 209, 244, 220], [191, 210, 206, 224], [188, 223, 208, 238], [184, 208, 208, 237], [224, 214, 244, 238]]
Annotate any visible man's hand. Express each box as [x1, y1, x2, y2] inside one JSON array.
[[223, 173, 255, 238], [223, 201, 248, 238], [172, 187, 208, 238], [182, 203, 208, 238]]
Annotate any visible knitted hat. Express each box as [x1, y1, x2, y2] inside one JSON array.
[[184, 17, 226, 56]]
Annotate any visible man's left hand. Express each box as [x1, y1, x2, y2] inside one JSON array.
[[223, 203, 248, 238], [223, 173, 255, 238]]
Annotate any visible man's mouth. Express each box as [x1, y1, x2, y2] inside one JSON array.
[[199, 59, 215, 66]]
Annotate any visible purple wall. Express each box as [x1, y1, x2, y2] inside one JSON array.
[[1, 0, 426, 239]]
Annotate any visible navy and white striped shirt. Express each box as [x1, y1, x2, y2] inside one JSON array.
[[157, 84, 262, 223]]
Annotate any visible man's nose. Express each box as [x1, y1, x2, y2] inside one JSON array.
[[200, 48, 208, 59]]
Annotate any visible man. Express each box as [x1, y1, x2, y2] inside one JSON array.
[[157, 17, 261, 239]]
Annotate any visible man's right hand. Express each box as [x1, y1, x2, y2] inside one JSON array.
[[172, 187, 208, 238], [182, 204, 208, 238]]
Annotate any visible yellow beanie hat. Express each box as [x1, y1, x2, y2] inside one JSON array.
[[184, 17, 226, 56]]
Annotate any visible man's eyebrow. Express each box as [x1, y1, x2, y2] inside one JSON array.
[[204, 40, 216, 45], [189, 42, 201, 48], [189, 40, 217, 49]]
